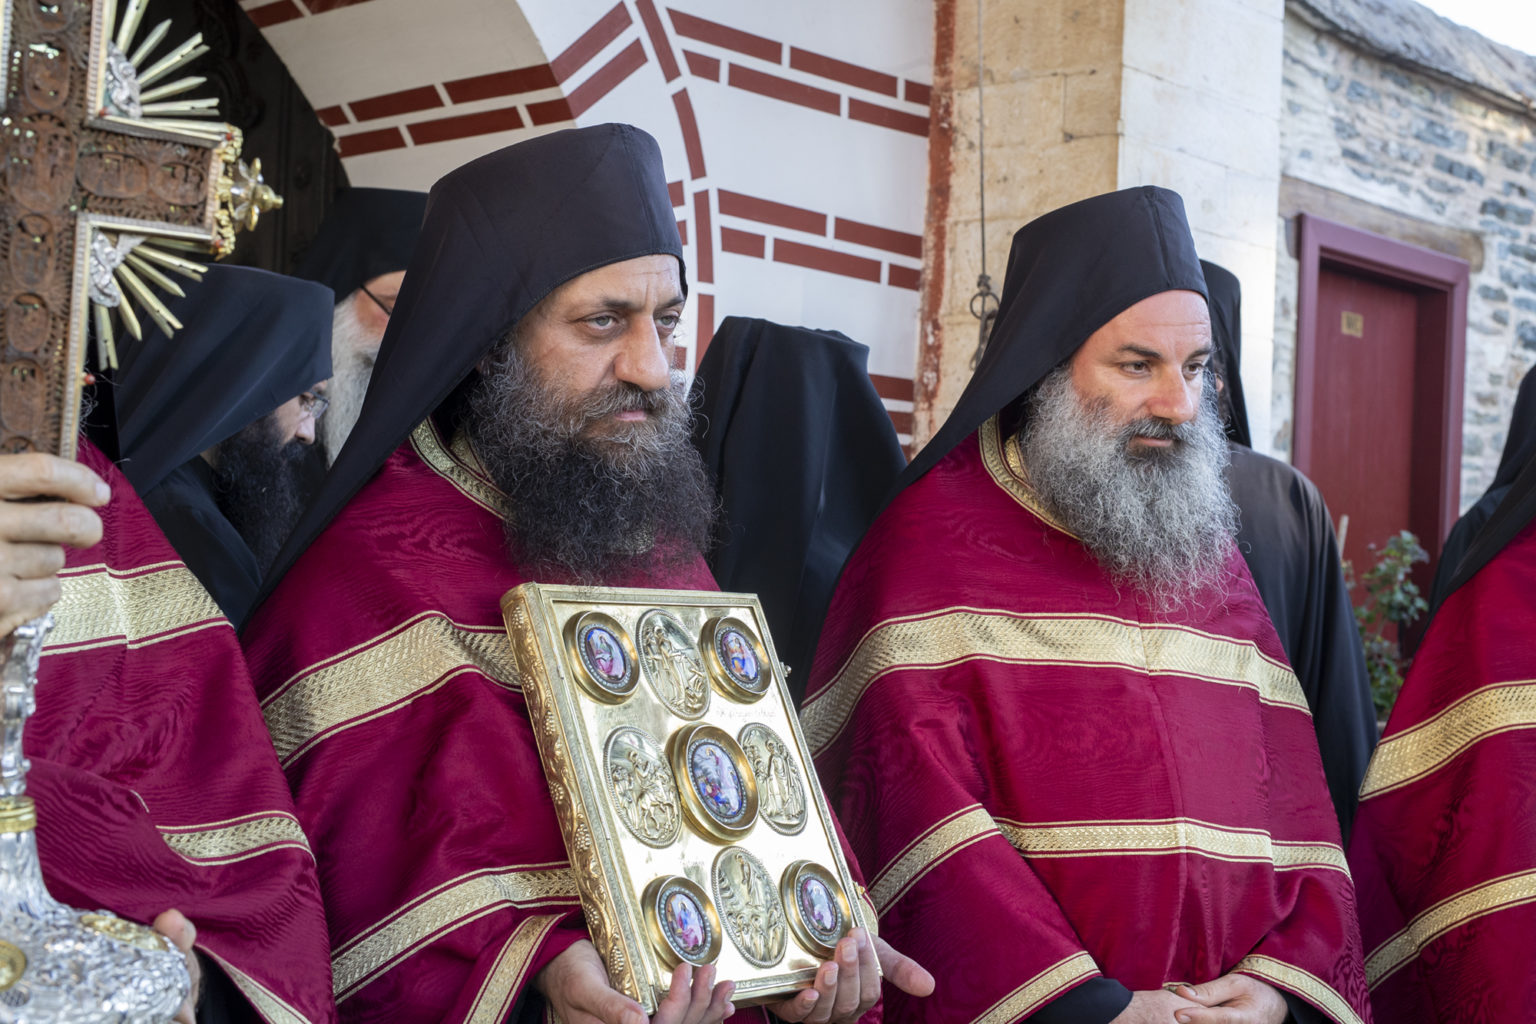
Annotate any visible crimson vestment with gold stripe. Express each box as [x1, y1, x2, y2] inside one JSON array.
[[242, 420, 783, 1022], [804, 417, 1370, 1024], [32, 440, 335, 1023], [1348, 519, 1536, 1021]]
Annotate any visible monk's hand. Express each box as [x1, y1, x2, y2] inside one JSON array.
[[1109, 989, 1203, 1023], [0, 453, 109, 636], [768, 928, 934, 1024], [1172, 976, 1287, 1024], [151, 909, 201, 1024], [536, 939, 734, 1024]]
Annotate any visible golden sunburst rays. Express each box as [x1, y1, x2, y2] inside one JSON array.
[[101, 0, 221, 143], [88, 230, 208, 370]]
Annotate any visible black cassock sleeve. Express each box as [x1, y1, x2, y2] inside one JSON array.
[[1228, 446, 1376, 843]]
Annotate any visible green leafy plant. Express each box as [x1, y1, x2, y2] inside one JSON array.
[[1343, 530, 1429, 717]]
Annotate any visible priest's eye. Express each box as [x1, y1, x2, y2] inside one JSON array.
[[657, 313, 681, 331], [586, 314, 617, 329], [1122, 361, 1149, 374], [1184, 361, 1207, 377]]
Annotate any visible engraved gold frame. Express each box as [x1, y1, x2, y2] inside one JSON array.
[[670, 723, 758, 843], [703, 616, 773, 702], [779, 860, 852, 960], [501, 585, 870, 1011], [641, 875, 723, 968]]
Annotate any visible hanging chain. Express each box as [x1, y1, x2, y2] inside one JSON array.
[[968, 0, 999, 368]]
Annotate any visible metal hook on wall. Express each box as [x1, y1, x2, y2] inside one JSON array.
[[968, 0, 998, 369]]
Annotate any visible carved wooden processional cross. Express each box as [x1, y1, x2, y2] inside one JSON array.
[[2, 0, 280, 459]]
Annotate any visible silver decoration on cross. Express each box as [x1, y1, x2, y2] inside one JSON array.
[[87, 232, 145, 308], [102, 43, 143, 118], [0, 617, 190, 1022]]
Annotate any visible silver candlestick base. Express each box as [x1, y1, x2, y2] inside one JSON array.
[[0, 616, 189, 1022]]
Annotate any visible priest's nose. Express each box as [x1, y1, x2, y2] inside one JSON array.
[[614, 322, 671, 393], [1146, 372, 1199, 426]]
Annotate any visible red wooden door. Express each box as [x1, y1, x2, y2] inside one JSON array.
[[1304, 266, 1421, 579]]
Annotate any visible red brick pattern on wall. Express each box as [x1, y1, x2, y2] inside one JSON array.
[[246, 0, 922, 432]]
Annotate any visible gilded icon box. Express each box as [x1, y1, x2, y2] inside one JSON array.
[[500, 584, 870, 1011]]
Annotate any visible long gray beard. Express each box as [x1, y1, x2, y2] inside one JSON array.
[[464, 344, 717, 582], [1019, 367, 1238, 612], [321, 296, 380, 466]]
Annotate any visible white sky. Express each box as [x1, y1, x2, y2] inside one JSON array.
[[1416, 0, 1536, 58]]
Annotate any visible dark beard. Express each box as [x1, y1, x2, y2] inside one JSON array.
[[210, 417, 311, 573], [1019, 367, 1238, 611], [463, 344, 717, 582]]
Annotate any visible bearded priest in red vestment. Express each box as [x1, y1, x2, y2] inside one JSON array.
[[1, 441, 337, 1024], [803, 188, 1370, 1024], [242, 124, 931, 1024], [1347, 447, 1536, 1021]]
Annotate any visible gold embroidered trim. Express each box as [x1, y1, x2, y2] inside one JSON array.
[[970, 951, 1100, 1024], [993, 817, 1349, 877], [802, 606, 1307, 755], [1359, 681, 1536, 799], [979, 415, 1079, 538], [411, 419, 506, 517], [158, 813, 311, 866], [1235, 954, 1365, 1024], [1363, 868, 1536, 989], [41, 562, 226, 654], [332, 864, 578, 1002], [465, 915, 562, 1024], [870, 805, 999, 913], [262, 611, 519, 767], [207, 951, 316, 1024]]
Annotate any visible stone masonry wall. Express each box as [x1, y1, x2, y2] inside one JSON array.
[[1277, 10, 1536, 507]]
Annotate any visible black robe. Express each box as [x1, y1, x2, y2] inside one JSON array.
[[140, 461, 263, 640], [1203, 260, 1375, 843], [690, 318, 906, 701], [1227, 444, 1376, 842]]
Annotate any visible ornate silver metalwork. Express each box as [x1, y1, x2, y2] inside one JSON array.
[[738, 724, 806, 836], [711, 847, 786, 968], [604, 727, 681, 848], [0, 617, 190, 1022], [87, 232, 144, 308], [102, 44, 142, 118], [638, 610, 709, 719]]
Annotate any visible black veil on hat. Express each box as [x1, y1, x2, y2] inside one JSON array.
[[691, 317, 906, 697], [293, 187, 429, 299], [1201, 259, 1253, 448], [1434, 367, 1536, 606], [257, 123, 686, 602], [113, 264, 334, 495], [896, 186, 1209, 498]]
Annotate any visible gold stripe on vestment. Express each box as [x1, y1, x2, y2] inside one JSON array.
[[332, 863, 578, 1002], [208, 951, 317, 1024], [1363, 868, 1536, 989], [979, 415, 1079, 539], [1359, 681, 1536, 799], [465, 915, 563, 1024], [262, 611, 519, 767], [411, 419, 506, 517], [802, 607, 1307, 756], [41, 561, 227, 654], [994, 817, 1349, 877], [158, 812, 311, 866], [1235, 954, 1365, 1024], [969, 951, 1100, 1024], [869, 805, 999, 913]]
